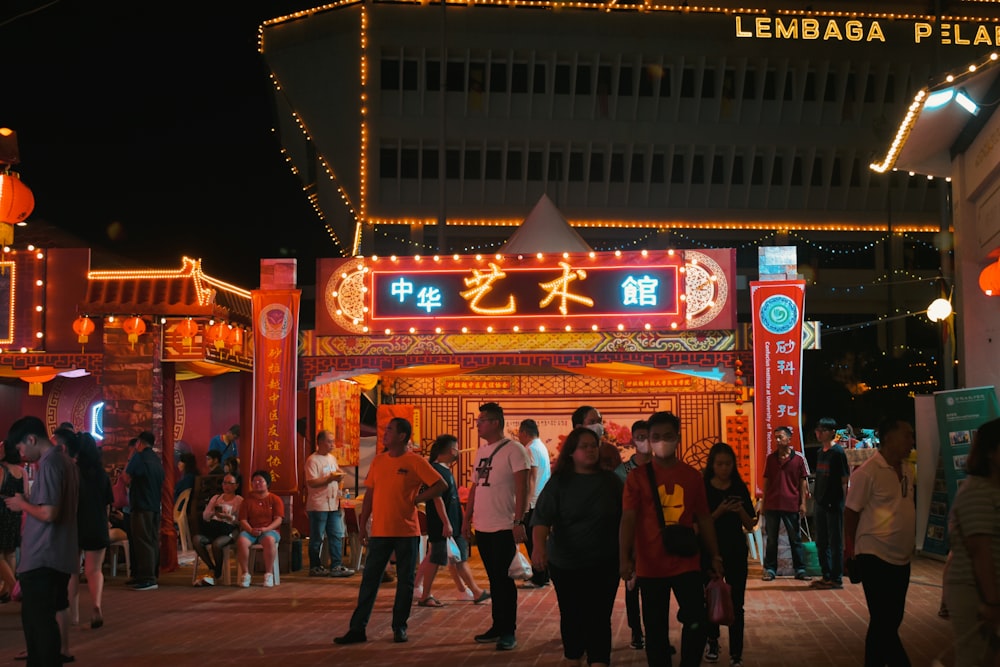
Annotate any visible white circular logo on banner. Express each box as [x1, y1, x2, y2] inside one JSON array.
[[259, 304, 292, 340], [759, 295, 799, 335]]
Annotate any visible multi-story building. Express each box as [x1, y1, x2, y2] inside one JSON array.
[[260, 0, 1000, 412]]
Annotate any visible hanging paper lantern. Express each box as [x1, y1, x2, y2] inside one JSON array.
[[176, 318, 198, 347], [72, 315, 96, 344], [0, 170, 34, 245], [205, 321, 228, 350], [122, 316, 147, 345], [226, 325, 244, 353], [20, 366, 56, 397], [979, 259, 1000, 296]]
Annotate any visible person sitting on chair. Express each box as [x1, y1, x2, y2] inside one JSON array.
[[236, 470, 284, 588], [194, 474, 243, 587]]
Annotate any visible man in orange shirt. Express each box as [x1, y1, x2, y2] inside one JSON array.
[[334, 417, 446, 645]]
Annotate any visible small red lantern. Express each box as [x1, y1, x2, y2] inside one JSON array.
[[72, 315, 95, 344], [176, 318, 198, 347], [226, 325, 244, 353], [979, 259, 1000, 296], [206, 322, 228, 350], [122, 316, 147, 346]]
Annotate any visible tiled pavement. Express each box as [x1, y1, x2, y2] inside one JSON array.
[[0, 551, 951, 666]]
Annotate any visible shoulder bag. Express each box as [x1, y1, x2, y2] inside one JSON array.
[[645, 463, 700, 557]]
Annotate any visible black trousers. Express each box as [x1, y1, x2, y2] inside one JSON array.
[[639, 570, 708, 667], [859, 555, 911, 667], [20, 567, 70, 667], [476, 529, 518, 635], [549, 560, 619, 663], [522, 508, 549, 585]]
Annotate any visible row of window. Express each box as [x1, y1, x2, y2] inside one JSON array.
[[380, 57, 898, 104], [377, 145, 920, 188]]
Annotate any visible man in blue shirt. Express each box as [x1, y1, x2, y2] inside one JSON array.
[[124, 431, 165, 591], [208, 424, 240, 465]]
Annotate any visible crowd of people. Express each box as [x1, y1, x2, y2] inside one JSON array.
[[1, 406, 997, 667]]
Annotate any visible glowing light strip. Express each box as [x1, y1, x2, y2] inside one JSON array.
[[260, 0, 1000, 27], [359, 5, 370, 231], [367, 217, 939, 233]]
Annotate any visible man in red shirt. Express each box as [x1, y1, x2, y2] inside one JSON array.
[[620, 411, 722, 667], [761, 426, 810, 581]]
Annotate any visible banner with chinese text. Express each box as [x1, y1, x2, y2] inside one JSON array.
[[251, 289, 300, 494], [750, 280, 806, 495], [316, 380, 361, 467]]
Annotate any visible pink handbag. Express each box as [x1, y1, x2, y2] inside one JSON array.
[[706, 578, 734, 625]]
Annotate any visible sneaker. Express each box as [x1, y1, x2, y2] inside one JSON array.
[[762, 570, 775, 581], [240, 573, 251, 588], [630, 632, 645, 650], [328, 565, 356, 578], [131, 580, 158, 591], [795, 570, 812, 581], [496, 634, 517, 651], [475, 628, 502, 644], [704, 639, 720, 663], [309, 566, 329, 577], [731, 657, 743, 667], [197, 576, 215, 587], [263, 573, 274, 588], [810, 578, 835, 589]]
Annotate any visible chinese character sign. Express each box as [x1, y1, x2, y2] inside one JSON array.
[[251, 289, 301, 494], [316, 250, 737, 335], [750, 280, 806, 495]]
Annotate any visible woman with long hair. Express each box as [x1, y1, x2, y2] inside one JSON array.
[[174, 452, 199, 502], [530, 426, 623, 667], [943, 417, 1000, 667], [0, 439, 24, 602], [67, 432, 114, 629], [702, 442, 755, 667]]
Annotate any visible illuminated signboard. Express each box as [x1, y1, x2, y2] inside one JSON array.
[[317, 249, 735, 335]]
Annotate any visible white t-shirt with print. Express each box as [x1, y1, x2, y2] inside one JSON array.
[[471, 437, 531, 533]]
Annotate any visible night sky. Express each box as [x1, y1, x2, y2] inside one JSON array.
[[3, 0, 332, 290]]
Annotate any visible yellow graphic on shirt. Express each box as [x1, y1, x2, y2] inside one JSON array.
[[658, 483, 685, 524]]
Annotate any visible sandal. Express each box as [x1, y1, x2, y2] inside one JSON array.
[[474, 590, 492, 604], [418, 596, 445, 607]]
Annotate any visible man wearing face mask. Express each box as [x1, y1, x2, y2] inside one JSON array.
[[616, 420, 654, 652], [571, 405, 622, 472], [620, 411, 722, 667]]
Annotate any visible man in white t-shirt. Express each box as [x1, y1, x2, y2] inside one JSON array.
[[462, 402, 531, 652], [305, 430, 354, 578], [844, 417, 916, 667], [518, 418, 551, 588]]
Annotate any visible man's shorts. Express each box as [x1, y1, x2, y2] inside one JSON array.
[[240, 530, 281, 545], [429, 535, 470, 566]]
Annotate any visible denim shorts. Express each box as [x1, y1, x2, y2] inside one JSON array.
[[240, 530, 280, 545], [429, 535, 470, 566]]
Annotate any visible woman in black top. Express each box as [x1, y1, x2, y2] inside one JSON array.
[[702, 442, 756, 667], [531, 427, 623, 667]]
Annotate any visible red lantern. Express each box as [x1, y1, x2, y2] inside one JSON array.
[[122, 316, 147, 346], [226, 325, 244, 353], [0, 170, 33, 245], [979, 260, 1000, 296], [72, 315, 95, 344], [176, 318, 198, 347], [206, 322, 228, 350]]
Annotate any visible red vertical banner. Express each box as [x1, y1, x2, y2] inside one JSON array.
[[750, 280, 806, 495], [251, 289, 301, 494]]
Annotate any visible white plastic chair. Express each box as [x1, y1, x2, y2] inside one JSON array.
[[174, 488, 193, 553], [248, 544, 280, 585]]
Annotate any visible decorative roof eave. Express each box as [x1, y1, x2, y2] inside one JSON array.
[[80, 257, 254, 325], [870, 51, 1000, 178]]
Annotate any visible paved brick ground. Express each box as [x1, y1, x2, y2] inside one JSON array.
[[0, 550, 951, 666]]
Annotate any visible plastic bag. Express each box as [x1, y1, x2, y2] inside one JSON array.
[[706, 577, 734, 625], [446, 536, 462, 564], [507, 547, 533, 580]]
